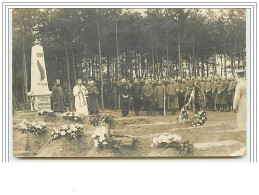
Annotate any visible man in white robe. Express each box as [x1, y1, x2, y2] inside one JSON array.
[[233, 70, 246, 131], [73, 79, 89, 116]]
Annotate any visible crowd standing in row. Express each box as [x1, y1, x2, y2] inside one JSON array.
[[50, 74, 239, 118]]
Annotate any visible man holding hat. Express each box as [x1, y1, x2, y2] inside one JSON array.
[[119, 79, 130, 117], [87, 80, 99, 115], [131, 79, 142, 116], [233, 70, 246, 131]]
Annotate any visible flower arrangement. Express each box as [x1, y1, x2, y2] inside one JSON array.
[[178, 107, 190, 122], [151, 134, 193, 156], [89, 114, 116, 129], [51, 123, 83, 141], [18, 119, 47, 135], [37, 109, 55, 116], [151, 134, 182, 148], [192, 110, 207, 127], [91, 126, 109, 148], [61, 112, 81, 122]]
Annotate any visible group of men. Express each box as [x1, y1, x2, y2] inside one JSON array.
[[118, 74, 239, 117], [51, 79, 100, 116]]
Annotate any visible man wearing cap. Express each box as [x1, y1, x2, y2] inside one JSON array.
[[177, 77, 186, 109], [51, 79, 65, 112], [233, 70, 246, 131], [131, 79, 142, 116], [227, 76, 237, 111], [205, 76, 214, 111], [217, 76, 229, 112], [154, 81, 166, 115], [73, 79, 88, 116], [119, 79, 130, 117], [87, 80, 99, 115], [193, 78, 206, 114], [212, 75, 221, 111], [167, 79, 179, 115], [142, 80, 153, 115]]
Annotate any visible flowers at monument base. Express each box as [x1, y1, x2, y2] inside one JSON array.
[[192, 110, 207, 127], [51, 123, 83, 141], [151, 134, 182, 148], [91, 126, 109, 149], [18, 120, 47, 135], [178, 107, 190, 122], [37, 109, 55, 116], [61, 112, 81, 122]]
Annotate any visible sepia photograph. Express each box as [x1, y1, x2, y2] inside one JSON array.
[[12, 8, 247, 158]]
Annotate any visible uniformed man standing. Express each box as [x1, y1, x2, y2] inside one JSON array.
[[119, 79, 130, 117], [51, 79, 65, 112], [167, 79, 179, 114], [142, 80, 153, 115], [87, 80, 100, 115], [228, 76, 237, 111], [217, 76, 229, 112], [131, 79, 142, 116], [177, 77, 186, 109], [193, 78, 206, 114], [212, 75, 221, 111], [233, 70, 246, 131], [154, 81, 166, 115], [205, 76, 214, 110]]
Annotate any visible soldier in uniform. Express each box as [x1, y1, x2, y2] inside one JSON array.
[[167, 79, 179, 114], [233, 70, 246, 131], [62, 81, 70, 112], [227, 76, 237, 111], [205, 76, 214, 110], [212, 75, 221, 111], [152, 80, 158, 111], [87, 80, 99, 115], [177, 77, 186, 109], [154, 81, 166, 115], [217, 76, 229, 112], [119, 79, 130, 117], [193, 78, 206, 114], [51, 79, 65, 112], [142, 80, 153, 115], [131, 79, 142, 116]]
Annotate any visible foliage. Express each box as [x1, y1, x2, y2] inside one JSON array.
[[89, 114, 116, 129], [192, 110, 207, 126], [37, 109, 55, 116]]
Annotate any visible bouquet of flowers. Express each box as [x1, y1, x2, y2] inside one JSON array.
[[178, 107, 190, 122], [18, 119, 47, 135], [178, 141, 194, 156], [192, 110, 207, 127], [61, 112, 81, 122], [151, 134, 182, 148], [89, 114, 116, 129], [37, 109, 55, 116], [51, 123, 83, 141], [91, 125, 109, 149]]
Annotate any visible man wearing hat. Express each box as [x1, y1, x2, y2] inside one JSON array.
[[227, 76, 237, 111], [51, 79, 65, 112], [233, 70, 246, 131], [73, 79, 89, 116], [142, 80, 153, 115], [154, 80, 166, 115], [119, 79, 130, 117], [205, 76, 214, 111], [217, 76, 229, 112], [87, 80, 100, 115], [131, 79, 142, 116], [167, 79, 179, 114]]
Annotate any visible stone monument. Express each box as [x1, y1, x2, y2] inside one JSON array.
[[29, 45, 51, 110]]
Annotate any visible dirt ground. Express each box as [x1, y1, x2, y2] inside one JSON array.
[[12, 109, 246, 158]]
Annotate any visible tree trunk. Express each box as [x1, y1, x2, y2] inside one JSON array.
[[166, 29, 169, 78], [224, 53, 227, 76], [152, 45, 155, 80], [64, 32, 71, 93], [115, 22, 119, 81], [192, 37, 195, 77], [70, 45, 77, 85], [96, 9, 104, 110]]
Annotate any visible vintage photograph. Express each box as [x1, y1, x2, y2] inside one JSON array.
[[12, 8, 246, 158]]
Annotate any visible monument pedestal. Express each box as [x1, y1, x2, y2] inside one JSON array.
[[34, 93, 51, 110], [29, 45, 51, 110]]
